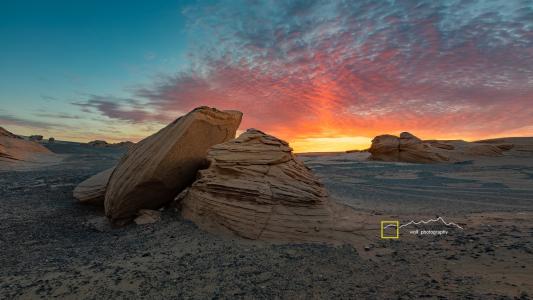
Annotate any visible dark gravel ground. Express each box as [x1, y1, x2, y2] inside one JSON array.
[[1, 145, 532, 299]]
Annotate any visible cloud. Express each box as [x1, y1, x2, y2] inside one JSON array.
[[81, 0, 533, 144], [34, 112, 83, 120], [72, 95, 173, 123], [0, 113, 62, 129]]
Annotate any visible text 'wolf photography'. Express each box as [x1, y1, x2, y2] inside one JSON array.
[[1, 1, 532, 299]]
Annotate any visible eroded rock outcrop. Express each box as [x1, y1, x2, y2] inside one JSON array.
[[178, 129, 343, 243], [0, 126, 21, 139], [474, 137, 533, 153], [0, 127, 53, 164], [73, 167, 114, 206], [369, 132, 504, 163], [105, 106, 242, 224]]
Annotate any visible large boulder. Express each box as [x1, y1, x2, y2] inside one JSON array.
[[367, 134, 400, 160], [369, 132, 448, 163], [397, 132, 449, 163], [104, 106, 242, 224], [178, 129, 341, 242], [369, 132, 503, 163], [73, 167, 114, 206]]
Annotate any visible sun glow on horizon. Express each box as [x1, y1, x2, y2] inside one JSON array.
[[290, 136, 372, 153]]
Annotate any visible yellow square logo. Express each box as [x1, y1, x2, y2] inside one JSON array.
[[380, 221, 399, 239]]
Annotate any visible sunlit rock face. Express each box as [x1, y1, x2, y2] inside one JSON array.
[[0, 126, 53, 164], [0, 127, 20, 139], [104, 106, 242, 225], [179, 129, 343, 242]]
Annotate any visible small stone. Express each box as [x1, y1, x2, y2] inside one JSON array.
[[134, 209, 161, 225]]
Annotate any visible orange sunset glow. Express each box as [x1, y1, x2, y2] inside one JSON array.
[[1, 1, 531, 151]]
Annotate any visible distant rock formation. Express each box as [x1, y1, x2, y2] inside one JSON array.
[[178, 129, 343, 242], [88, 140, 108, 147], [104, 106, 243, 225], [369, 132, 449, 163], [346, 149, 369, 153], [73, 167, 114, 206], [88, 140, 134, 149], [369, 132, 504, 163], [473, 137, 533, 154], [29, 135, 43, 142]]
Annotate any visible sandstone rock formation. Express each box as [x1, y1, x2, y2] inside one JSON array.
[[105, 106, 242, 224], [113, 141, 135, 149], [369, 132, 505, 163], [178, 129, 343, 243], [474, 137, 533, 154], [0, 127, 53, 164], [0, 126, 21, 139], [73, 167, 114, 206]]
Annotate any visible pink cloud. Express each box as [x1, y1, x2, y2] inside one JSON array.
[[73, 1, 533, 146]]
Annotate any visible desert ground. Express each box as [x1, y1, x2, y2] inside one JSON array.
[[1, 139, 532, 299]]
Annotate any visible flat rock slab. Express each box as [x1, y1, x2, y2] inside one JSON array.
[[73, 167, 114, 206], [134, 209, 161, 225]]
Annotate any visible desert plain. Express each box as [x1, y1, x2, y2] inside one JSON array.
[[1, 116, 532, 299]]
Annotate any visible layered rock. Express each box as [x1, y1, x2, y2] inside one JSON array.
[[0, 126, 21, 139], [0, 127, 53, 164], [105, 106, 242, 224], [397, 132, 451, 163], [475, 137, 533, 154], [178, 129, 341, 242], [73, 167, 114, 206], [369, 132, 504, 163]]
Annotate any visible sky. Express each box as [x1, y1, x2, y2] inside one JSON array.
[[1, 0, 532, 152]]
